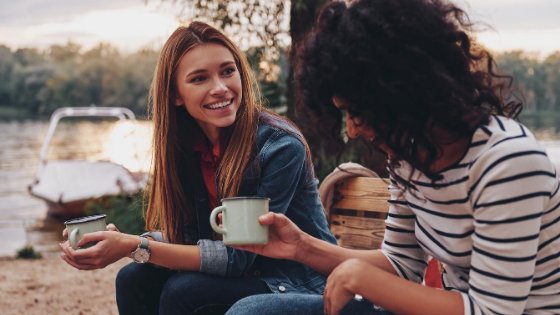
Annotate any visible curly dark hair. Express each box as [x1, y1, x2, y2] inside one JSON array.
[[296, 0, 522, 180]]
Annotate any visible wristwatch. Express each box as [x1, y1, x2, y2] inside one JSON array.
[[131, 236, 151, 263]]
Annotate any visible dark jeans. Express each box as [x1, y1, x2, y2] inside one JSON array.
[[116, 263, 271, 315], [226, 293, 393, 315]]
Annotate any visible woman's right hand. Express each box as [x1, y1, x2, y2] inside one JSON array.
[[232, 212, 307, 261], [59, 229, 135, 270]]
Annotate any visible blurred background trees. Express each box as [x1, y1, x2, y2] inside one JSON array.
[[0, 43, 159, 117]]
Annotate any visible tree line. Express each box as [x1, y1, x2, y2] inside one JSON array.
[[0, 43, 156, 117], [494, 51, 560, 130], [0, 42, 288, 119], [1, 42, 559, 119]]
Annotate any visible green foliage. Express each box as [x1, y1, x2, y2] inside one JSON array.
[[0, 106, 31, 119], [0, 40, 291, 118], [16, 245, 42, 260], [245, 47, 288, 110], [494, 51, 560, 132], [84, 191, 147, 235], [0, 42, 158, 118], [162, 0, 289, 66]]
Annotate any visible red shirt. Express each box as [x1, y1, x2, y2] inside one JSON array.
[[193, 132, 222, 210]]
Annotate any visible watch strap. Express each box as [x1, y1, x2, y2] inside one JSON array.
[[139, 236, 149, 250], [140, 231, 165, 242]]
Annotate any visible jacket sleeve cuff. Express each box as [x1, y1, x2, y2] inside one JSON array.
[[140, 231, 165, 242], [197, 239, 228, 276]]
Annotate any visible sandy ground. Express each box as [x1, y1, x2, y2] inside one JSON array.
[[0, 255, 129, 315]]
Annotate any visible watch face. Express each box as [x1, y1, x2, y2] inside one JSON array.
[[133, 249, 150, 263]]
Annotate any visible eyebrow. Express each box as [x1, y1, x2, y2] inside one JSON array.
[[186, 61, 236, 78]]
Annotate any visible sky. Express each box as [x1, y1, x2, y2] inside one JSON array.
[[0, 0, 559, 56], [0, 0, 181, 53]]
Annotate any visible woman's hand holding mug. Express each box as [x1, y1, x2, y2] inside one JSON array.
[[232, 212, 307, 261]]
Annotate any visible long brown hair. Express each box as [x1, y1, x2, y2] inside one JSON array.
[[146, 21, 264, 243]]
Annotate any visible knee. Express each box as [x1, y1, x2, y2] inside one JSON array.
[[227, 294, 289, 315], [115, 262, 145, 292], [159, 272, 204, 312], [226, 295, 264, 315], [161, 272, 197, 297], [227, 294, 324, 315]]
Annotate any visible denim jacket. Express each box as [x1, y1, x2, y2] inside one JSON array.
[[191, 111, 337, 294]]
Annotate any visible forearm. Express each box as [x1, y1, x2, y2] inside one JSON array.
[[147, 241, 201, 271], [356, 266, 463, 315], [123, 234, 201, 271], [297, 234, 397, 275]]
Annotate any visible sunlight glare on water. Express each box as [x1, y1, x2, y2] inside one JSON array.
[[102, 121, 153, 174]]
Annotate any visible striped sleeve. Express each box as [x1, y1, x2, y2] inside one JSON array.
[[381, 181, 428, 283], [464, 136, 556, 315]]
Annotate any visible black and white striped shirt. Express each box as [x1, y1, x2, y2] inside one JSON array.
[[382, 116, 560, 314]]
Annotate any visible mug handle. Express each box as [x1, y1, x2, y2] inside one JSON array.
[[69, 228, 79, 250], [209, 206, 226, 235]]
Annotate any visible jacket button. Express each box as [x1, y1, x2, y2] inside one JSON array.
[[278, 285, 286, 292]]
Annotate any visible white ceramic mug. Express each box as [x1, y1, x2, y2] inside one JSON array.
[[64, 214, 107, 249], [209, 197, 269, 245]]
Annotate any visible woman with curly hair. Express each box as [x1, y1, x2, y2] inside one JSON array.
[[59, 21, 336, 314], [226, 0, 560, 314]]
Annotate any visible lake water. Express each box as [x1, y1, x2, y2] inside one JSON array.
[[0, 119, 152, 257]]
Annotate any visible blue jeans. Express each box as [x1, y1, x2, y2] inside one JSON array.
[[116, 263, 271, 315], [225, 293, 393, 315]]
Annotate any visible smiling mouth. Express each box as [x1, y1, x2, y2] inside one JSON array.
[[204, 98, 233, 110]]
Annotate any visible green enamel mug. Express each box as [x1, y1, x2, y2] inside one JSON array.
[[210, 197, 269, 245]]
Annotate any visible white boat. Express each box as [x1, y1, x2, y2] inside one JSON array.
[[28, 107, 148, 218]]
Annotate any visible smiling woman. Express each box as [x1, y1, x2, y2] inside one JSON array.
[[58, 21, 337, 315], [174, 43, 242, 143]]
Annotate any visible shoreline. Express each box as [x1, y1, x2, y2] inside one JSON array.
[[0, 256, 129, 315]]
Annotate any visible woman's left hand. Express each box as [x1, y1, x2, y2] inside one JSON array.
[[59, 231, 134, 270], [324, 258, 372, 315]]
